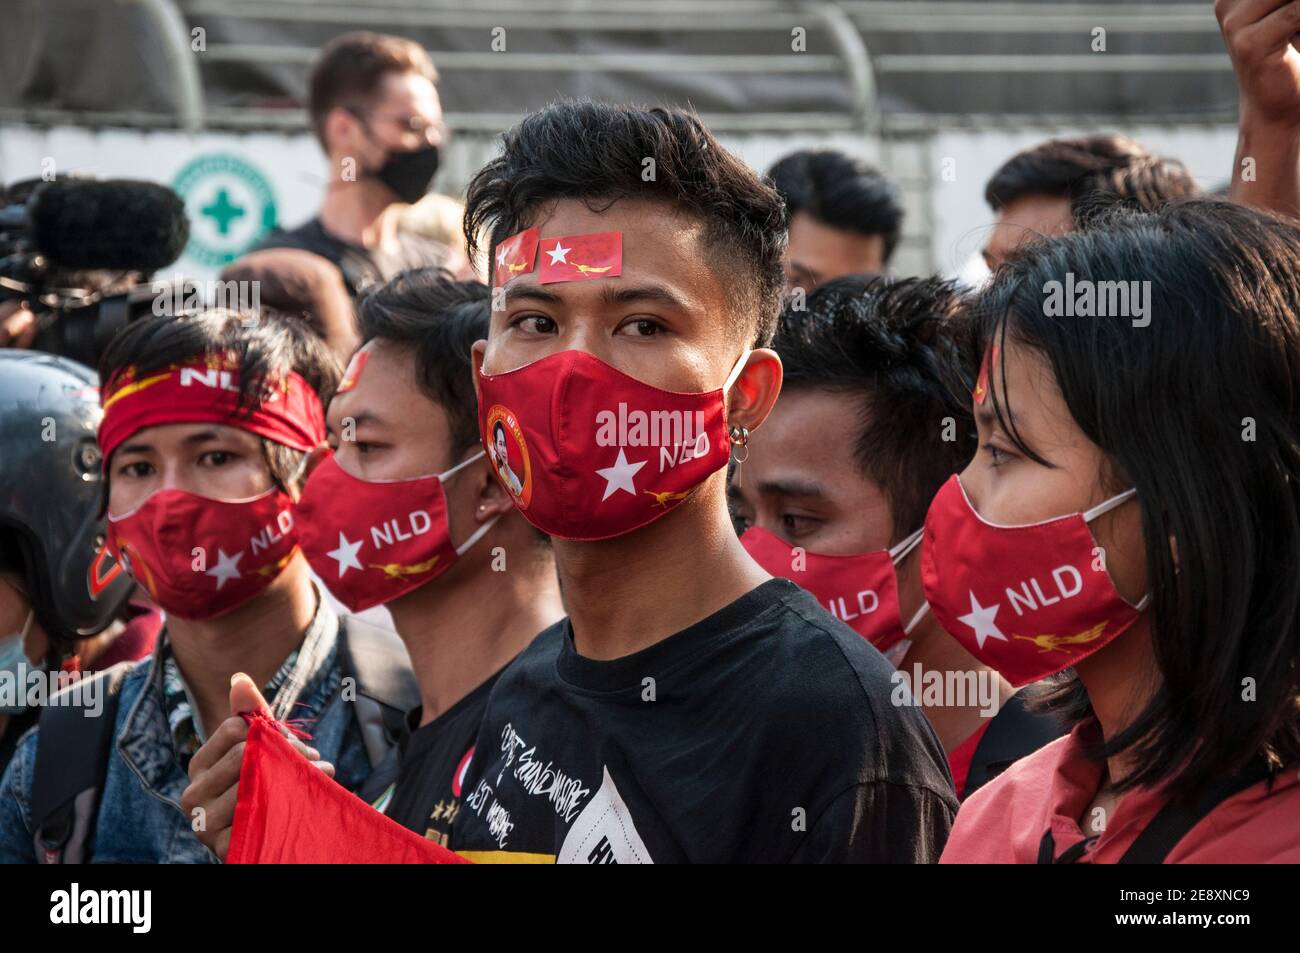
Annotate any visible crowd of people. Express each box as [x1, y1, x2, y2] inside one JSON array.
[[0, 0, 1298, 864]]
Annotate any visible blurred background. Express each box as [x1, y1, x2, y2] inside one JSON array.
[[0, 0, 1240, 282]]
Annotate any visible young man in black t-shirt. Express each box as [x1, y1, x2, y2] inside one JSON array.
[[451, 102, 957, 863]]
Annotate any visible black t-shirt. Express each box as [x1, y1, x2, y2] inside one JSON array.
[[379, 668, 504, 847], [256, 217, 451, 296], [450, 579, 959, 863]]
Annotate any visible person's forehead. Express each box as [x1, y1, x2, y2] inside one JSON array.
[[994, 194, 1073, 238], [374, 70, 440, 118], [119, 421, 258, 451], [328, 340, 425, 426], [502, 197, 723, 311], [753, 389, 870, 483]]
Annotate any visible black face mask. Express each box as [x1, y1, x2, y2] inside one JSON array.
[[375, 144, 440, 204]]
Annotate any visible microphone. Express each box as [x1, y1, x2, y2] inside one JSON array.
[[27, 179, 190, 274]]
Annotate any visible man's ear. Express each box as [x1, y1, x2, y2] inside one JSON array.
[[470, 339, 487, 403], [475, 459, 515, 522], [725, 348, 782, 433]]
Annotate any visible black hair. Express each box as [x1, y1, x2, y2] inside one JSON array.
[[984, 134, 1199, 228], [969, 198, 1300, 802], [463, 99, 788, 347], [767, 150, 903, 263], [358, 269, 489, 458], [775, 275, 975, 539], [98, 308, 342, 497], [492, 420, 506, 442]]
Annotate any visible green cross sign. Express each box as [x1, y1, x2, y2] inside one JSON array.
[[201, 188, 246, 235]]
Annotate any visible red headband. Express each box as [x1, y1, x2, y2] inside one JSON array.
[[98, 355, 326, 464]]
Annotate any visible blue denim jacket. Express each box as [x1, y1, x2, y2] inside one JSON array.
[[0, 595, 373, 863]]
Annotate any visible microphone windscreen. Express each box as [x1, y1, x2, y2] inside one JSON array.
[[29, 179, 190, 273]]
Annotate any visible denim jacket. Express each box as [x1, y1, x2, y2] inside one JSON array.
[[0, 593, 373, 863]]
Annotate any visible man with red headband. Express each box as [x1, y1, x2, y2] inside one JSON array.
[[0, 309, 416, 864]]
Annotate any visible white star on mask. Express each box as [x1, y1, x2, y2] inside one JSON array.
[[595, 448, 646, 501], [958, 591, 1006, 649], [206, 549, 244, 590], [546, 242, 571, 265], [327, 532, 365, 577]]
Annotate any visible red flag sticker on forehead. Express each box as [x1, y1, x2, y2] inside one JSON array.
[[973, 342, 999, 406], [537, 231, 622, 284], [493, 226, 540, 287], [336, 350, 369, 395]]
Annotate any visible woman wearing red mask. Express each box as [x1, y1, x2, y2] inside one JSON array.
[[928, 200, 1300, 863]]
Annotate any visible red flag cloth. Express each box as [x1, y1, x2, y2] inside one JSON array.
[[227, 713, 471, 864], [493, 225, 540, 286], [536, 231, 622, 284]]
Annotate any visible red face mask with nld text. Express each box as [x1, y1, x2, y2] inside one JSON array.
[[99, 356, 325, 620], [920, 475, 1148, 687], [741, 525, 927, 658], [476, 348, 750, 541], [296, 450, 497, 613]]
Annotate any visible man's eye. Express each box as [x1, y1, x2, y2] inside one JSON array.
[[617, 318, 661, 337], [516, 315, 556, 334], [983, 443, 1011, 466], [118, 461, 152, 479], [780, 513, 818, 537], [200, 451, 236, 467]]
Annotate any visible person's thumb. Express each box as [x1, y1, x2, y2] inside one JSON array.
[[229, 672, 272, 718]]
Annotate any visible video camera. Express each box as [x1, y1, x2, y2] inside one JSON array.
[[0, 176, 192, 366]]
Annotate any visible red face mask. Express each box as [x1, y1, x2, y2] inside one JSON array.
[[108, 488, 299, 620], [296, 451, 497, 613], [476, 348, 749, 541], [920, 475, 1148, 687], [741, 525, 927, 659]]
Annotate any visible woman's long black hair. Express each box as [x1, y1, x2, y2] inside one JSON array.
[[966, 199, 1300, 802]]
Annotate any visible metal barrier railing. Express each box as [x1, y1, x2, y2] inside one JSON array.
[[4, 0, 1232, 133]]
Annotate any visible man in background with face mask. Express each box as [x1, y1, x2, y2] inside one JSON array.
[[258, 32, 453, 296], [731, 276, 1065, 800], [0, 310, 416, 863]]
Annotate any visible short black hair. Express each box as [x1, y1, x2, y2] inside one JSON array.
[[774, 275, 975, 539], [357, 269, 489, 459], [463, 100, 788, 347], [767, 149, 903, 263], [99, 309, 341, 496], [984, 134, 1199, 227], [970, 198, 1300, 802]]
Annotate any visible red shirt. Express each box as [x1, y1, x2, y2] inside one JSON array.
[[941, 719, 1300, 863], [948, 719, 993, 800]]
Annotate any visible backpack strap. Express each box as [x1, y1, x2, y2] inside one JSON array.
[[1117, 759, 1273, 864], [337, 618, 419, 770], [964, 691, 1068, 797], [30, 662, 133, 864]]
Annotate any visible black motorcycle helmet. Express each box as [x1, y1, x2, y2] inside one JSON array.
[[0, 351, 133, 656]]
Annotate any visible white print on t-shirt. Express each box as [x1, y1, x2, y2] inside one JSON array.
[[557, 767, 654, 864], [497, 722, 592, 823]]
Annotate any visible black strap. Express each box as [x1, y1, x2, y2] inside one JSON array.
[[337, 618, 419, 768], [30, 663, 132, 864], [1117, 760, 1272, 864], [1036, 759, 1272, 864], [965, 691, 1068, 797]]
